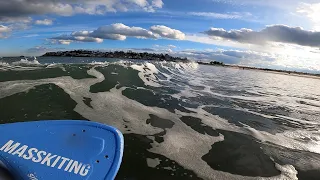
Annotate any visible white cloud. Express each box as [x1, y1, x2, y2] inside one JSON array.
[[0, 25, 11, 33], [185, 33, 320, 72], [91, 23, 158, 39], [212, 0, 319, 9], [71, 31, 92, 37], [74, 36, 104, 43], [128, 0, 149, 7], [51, 23, 185, 44], [172, 48, 276, 65], [95, 33, 127, 41], [167, 48, 173, 53], [150, 25, 185, 40], [21, 34, 39, 38], [188, 12, 252, 19], [51, 34, 103, 44], [185, 34, 251, 50], [0, 25, 11, 38], [152, 0, 164, 8], [151, 44, 177, 52], [210, 0, 320, 29], [74, 4, 105, 15], [297, 3, 320, 30], [35, 19, 53, 26], [58, 40, 72, 45]]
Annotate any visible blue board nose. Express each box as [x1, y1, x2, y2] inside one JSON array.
[[0, 120, 124, 180]]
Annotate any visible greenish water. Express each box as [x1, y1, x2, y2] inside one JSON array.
[[1, 57, 320, 180]]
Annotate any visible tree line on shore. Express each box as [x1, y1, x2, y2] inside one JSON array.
[[43, 50, 188, 62]]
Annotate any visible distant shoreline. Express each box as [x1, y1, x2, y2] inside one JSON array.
[[197, 61, 320, 79], [39, 50, 320, 78], [42, 50, 188, 62]]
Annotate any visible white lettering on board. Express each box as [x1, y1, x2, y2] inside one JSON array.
[[0, 140, 91, 177]]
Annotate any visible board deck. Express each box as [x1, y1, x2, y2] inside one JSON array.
[[0, 120, 124, 180]]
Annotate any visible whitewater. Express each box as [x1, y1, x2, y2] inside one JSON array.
[[0, 56, 320, 180]]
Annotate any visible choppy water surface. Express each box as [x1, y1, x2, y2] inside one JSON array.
[[1, 57, 320, 180]]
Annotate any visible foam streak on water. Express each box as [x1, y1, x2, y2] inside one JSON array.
[[0, 57, 320, 179]]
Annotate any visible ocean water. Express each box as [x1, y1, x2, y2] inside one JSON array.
[[0, 57, 320, 180]]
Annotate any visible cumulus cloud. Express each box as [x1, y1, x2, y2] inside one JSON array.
[[150, 25, 185, 40], [51, 23, 185, 44], [74, 36, 103, 43], [203, 25, 320, 48], [91, 23, 158, 39], [0, 25, 11, 38], [0, 0, 164, 22], [129, 0, 149, 7], [71, 29, 127, 41], [35, 19, 53, 26]]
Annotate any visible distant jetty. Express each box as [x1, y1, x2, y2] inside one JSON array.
[[43, 50, 188, 62]]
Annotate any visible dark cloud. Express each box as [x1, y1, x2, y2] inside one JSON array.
[[0, 0, 73, 21], [203, 25, 320, 48], [0, 0, 164, 22]]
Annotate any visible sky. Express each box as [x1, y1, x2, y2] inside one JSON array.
[[0, 0, 320, 72]]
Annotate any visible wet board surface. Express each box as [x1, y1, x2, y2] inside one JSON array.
[[0, 120, 124, 180]]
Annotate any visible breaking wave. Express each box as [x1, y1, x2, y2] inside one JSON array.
[[12, 57, 41, 66], [1, 57, 320, 179]]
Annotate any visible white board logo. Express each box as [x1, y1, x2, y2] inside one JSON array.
[[0, 140, 91, 177], [27, 173, 38, 180]]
